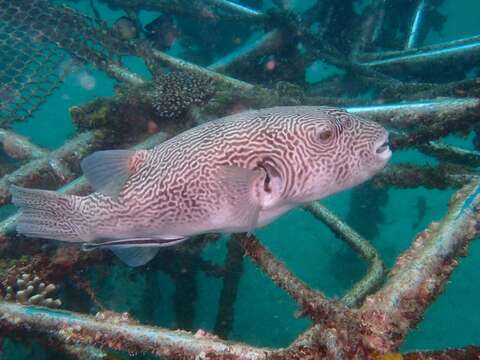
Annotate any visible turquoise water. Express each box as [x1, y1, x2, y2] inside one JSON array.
[[2, 0, 480, 358]]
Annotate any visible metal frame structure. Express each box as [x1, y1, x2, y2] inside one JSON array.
[[0, 0, 479, 358]]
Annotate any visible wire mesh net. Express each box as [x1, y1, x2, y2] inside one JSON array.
[[0, 0, 132, 126]]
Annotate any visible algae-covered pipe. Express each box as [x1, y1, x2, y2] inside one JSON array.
[[0, 131, 105, 208], [351, 0, 387, 58], [105, 63, 146, 86], [374, 163, 476, 189], [346, 97, 480, 129], [209, 30, 283, 74], [239, 234, 351, 323], [144, 48, 256, 91], [420, 141, 480, 167], [0, 129, 47, 161], [103, 0, 263, 21], [0, 301, 270, 359], [359, 181, 480, 352], [360, 34, 480, 72], [304, 203, 385, 308]]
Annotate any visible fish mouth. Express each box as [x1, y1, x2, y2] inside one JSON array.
[[374, 134, 392, 160]]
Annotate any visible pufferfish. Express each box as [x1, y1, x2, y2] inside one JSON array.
[[11, 106, 391, 266]]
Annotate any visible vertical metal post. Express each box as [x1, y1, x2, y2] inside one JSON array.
[[406, 0, 427, 49]]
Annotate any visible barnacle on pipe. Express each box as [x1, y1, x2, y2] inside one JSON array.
[[2, 273, 61, 308]]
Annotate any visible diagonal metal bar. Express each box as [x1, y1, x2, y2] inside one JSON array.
[[238, 234, 351, 323], [60, 344, 108, 360], [360, 34, 480, 72], [419, 141, 480, 167], [208, 30, 284, 75], [304, 203, 386, 308], [105, 63, 146, 86], [359, 180, 480, 352], [203, 0, 264, 20], [139, 47, 256, 91], [0, 130, 105, 208], [0, 129, 48, 161]]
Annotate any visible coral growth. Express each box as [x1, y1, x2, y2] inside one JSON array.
[[149, 71, 215, 119], [70, 71, 216, 142], [2, 273, 61, 308]]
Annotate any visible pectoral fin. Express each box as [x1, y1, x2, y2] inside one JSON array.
[[217, 165, 264, 233], [81, 149, 148, 197]]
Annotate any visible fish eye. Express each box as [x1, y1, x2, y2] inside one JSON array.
[[317, 128, 333, 141]]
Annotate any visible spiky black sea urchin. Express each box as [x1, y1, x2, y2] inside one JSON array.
[[150, 71, 215, 120]]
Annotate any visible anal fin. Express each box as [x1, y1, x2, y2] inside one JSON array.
[[108, 247, 161, 267], [82, 236, 189, 267]]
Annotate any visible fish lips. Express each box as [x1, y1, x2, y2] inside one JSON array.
[[374, 133, 392, 163]]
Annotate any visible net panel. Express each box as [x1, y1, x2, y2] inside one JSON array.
[[0, 0, 134, 126]]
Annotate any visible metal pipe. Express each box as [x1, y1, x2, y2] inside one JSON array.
[[214, 235, 245, 338], [405, 0, 427, 49], [346, 97, 480, 129], [374, 163, 476, 189], [208, 30, 283, 74], [238, 234, 350, 323], [419, 141, 480, 167], [105, 63, 146, 86], [0, 129, 47, 161], [360, 34, 480, 70], [203, 0, 264, 20], [360, 181, 480, 352], [0, 130, 105, 208], [103, 0, 264, 22], [304, 203, 385, 307], [0, 301, 270, 359], [351, 0, 387, 58], [144, 48, 255, 91], [370, 1, 386, 46]]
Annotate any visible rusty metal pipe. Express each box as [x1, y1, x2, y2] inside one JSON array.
[[0, 301, 270, 359], [304, 203, 385, 307]]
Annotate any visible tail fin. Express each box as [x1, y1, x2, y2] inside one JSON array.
[[10, 185, 92, 242]]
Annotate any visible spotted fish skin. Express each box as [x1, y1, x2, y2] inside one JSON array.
[[11, 106, 391, 260]]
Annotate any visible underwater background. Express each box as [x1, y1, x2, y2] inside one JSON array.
[[0, 0, 480, 358]]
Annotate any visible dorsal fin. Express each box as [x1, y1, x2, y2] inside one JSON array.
[[81, 150, 147, 197]]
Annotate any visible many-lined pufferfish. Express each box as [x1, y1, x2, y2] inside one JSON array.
[[11, 106, 391, 266]]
